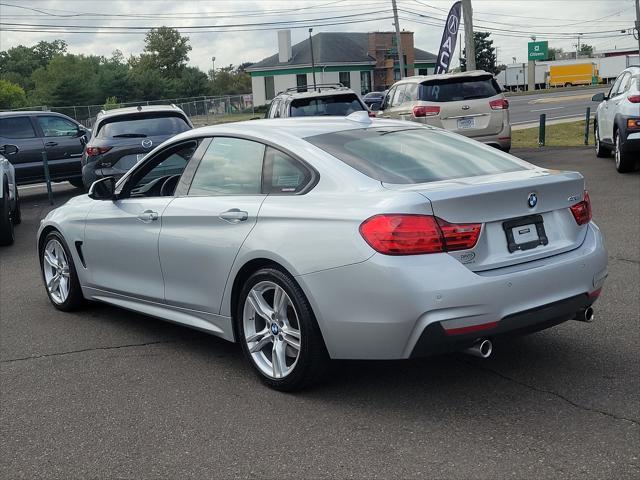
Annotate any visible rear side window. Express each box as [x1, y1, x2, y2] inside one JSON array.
[[97, 114, 190, 138], [264, 147, 312, 194], [290, 94, 364, 117], [0, 117, 36, 139], [420, 76, 501, 102], [305, 127, 526, 184], [189, 137, 265, 196]]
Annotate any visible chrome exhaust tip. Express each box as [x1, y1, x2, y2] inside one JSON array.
[[574, 306, 595, 322], [464, 339, 493, 359]]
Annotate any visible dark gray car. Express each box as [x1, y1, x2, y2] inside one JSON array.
[[0, 111, 88, 186], [81, 105, 192, 188]]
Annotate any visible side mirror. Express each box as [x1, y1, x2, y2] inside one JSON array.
[[592, 93, 606, 102], [88, 177, 115, 200], [0, 144, 19, 156]]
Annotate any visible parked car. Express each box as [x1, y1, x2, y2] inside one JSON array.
[[0, 111, 89, 187], [0, 144, 21, 246], [81, 105, 193, 188], [592, 66, 640, 173], [265, 84, 371, 118], [363, 91, 386, 111], [38, 114, 607, 391], [378, 71, 511, 152]]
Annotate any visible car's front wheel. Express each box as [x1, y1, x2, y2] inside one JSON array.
[[0, 180, 14, 246], [594, 122, 611, 158], [237, 268, 329, 391], [615, 129, 634, 173], [40, 231, 85, 311]]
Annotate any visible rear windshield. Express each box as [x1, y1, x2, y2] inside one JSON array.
[[290, 94, 364, 117], [420, 76, 501, 102], [97, 114, 190, 138], [305, 127, 525, 184]]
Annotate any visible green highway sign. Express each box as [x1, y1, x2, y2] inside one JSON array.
[[528, 41, 548, 61]]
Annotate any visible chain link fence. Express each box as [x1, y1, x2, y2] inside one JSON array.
[[7, 94, 255, 128]]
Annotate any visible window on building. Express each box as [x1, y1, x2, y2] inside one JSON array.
[[360, 71, 372, 95], [339, 72, 351, 88], [264, 76, 275, 101], [296, 74, 307, 92]]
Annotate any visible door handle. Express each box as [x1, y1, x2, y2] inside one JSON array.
[[45, 141, 58, 147], [138, 210, 159, 222], [219, 208, 248, 223]]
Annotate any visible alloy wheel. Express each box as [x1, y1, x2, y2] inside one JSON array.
[[242, 281, 302, 379], [614, 132, 620, 169], [43, 239, 71, 304]]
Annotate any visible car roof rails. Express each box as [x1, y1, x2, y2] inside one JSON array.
[[279, 83, 347, 95]]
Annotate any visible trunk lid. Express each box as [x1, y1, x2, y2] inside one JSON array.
[[383, 168, 587, 271]]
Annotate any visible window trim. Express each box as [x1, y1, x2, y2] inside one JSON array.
[[180, 134, 319, 197]]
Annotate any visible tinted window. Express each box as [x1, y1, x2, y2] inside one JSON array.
[[306, 127, 526, 184], [189, 137, 264, 195], [98, 114, 190, 138], [420, 76, 501, 102], [37, 116, 77, 137], [290, 94, 364, 117], [0, 117, 36, 139], [265, 147, 312, 194]]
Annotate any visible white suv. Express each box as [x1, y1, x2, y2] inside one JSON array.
[[593, 66, 640, 173], [378, 70, 511, 152]]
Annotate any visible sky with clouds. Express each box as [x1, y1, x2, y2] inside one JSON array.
[[0, 0, 636, 72]]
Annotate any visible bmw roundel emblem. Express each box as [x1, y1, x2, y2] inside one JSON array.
[[271, 323, 279, 335], [527, 192, 538, 208], [141, 139, 153, 149]]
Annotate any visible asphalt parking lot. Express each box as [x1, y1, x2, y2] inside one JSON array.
[[1, 146, 638, 479]]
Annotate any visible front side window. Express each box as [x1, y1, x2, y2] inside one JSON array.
[[306, 127, 527, 184], [189, 137, 265, 196], [264, 147, 312, 194], [37, 116, 77, 137], [127, 141, 199, 197], [339, 72, 351, 88], [0, 117, 36, 139]]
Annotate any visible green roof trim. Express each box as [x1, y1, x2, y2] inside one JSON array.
[[250, 65, 374, 77]]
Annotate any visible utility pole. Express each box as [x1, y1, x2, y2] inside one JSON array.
[[211, 56, 216, 80], [309, 28, 317, 91], [462, 0, 476, 71], [635, 0, 640, 56], [391, 0, 406, 79], [576, 33, 582, 58]]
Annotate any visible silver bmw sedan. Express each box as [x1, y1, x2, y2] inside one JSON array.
[[37, 113, 608, 391]]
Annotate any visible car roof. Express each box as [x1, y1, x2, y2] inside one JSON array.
[[0, 110, 75, 119], [96, 104, 187, 119], [172, 115, 425, 144], [274, 86, 359, 100], [393, 70, 494, 85]]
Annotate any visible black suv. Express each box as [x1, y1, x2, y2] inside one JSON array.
[[265, 84, 371, 118], [81, 105, 192, 188], [0, 111, 89, 187]]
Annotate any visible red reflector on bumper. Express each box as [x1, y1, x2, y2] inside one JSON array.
[[443, 321, 499, 336], [589, 288, 602, 298]]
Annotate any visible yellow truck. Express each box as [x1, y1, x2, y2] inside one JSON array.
[[549, 63, 600, 87]]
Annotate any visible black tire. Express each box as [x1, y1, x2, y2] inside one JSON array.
[[12, 185, 21, 225], [594, 121, 611, 158], [0, 181, 14, 246], [615, 129, 635, 173], [39, 230, 85, 311], [68, 178, 85, 190], [236, 267, 329, 391]]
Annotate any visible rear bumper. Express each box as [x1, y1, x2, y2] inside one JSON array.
[[297, 222, 607, 360], [471, 122, 512, 150]]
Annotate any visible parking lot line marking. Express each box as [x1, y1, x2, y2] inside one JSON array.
[[530, 107, 566, 112]]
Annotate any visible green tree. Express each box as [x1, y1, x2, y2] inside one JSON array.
[[30, 54, 101, 106], [461, 32, 497, 74], [0, 79, 27, 109], [210, 65, 252, 96], [97, 51, 132, 103], [140, 27, 192, 77], [579, 44, 594, 57], [548, 47, 564, 61], [0, 40, 67, 91]]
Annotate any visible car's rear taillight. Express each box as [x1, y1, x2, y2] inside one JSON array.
[[413, 105, 440, 117], [570, 190, 592, 226], [359, 214, 481, 255], [627, 95, 640, 103], [627, 118, 640, 129], [85, 146, 112, 157], [489, 99, 509, 110]]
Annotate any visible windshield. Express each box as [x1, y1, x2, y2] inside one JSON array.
[[290, 94, 365, 117], [98, 114, 191, 138], [420, 76, 501, 102], [305, 127, 526, 184]]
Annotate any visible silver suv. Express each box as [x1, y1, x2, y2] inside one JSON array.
[[592, 66, 640, 173], [266, 84, 370, 118], [378, 71, 511, 152]]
